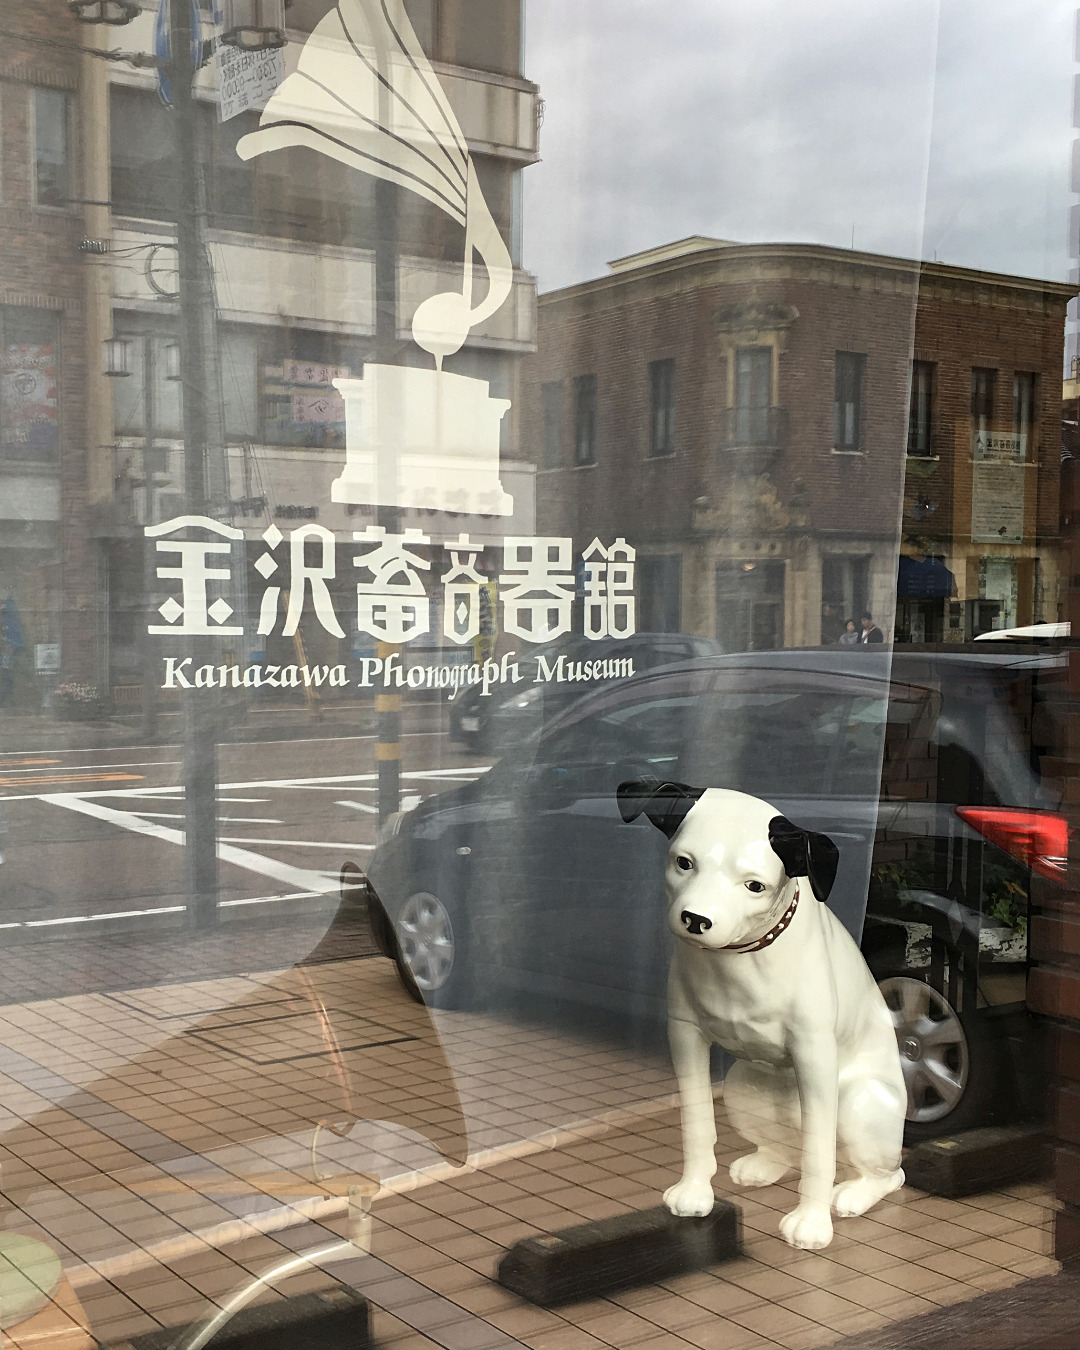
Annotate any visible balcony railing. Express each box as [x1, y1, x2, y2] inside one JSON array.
[[721, 405, 787, 451]]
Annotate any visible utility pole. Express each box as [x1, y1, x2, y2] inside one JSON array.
[[171, 0, 222, 924], [374, 173, 401, 826]]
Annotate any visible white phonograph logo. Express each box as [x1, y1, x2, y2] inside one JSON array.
[[236, 0, 516, 516]]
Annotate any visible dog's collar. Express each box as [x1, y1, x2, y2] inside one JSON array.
[[723, 885, 799, 953]]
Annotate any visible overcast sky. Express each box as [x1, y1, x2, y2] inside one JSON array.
[[522, 0, 1076, 294]]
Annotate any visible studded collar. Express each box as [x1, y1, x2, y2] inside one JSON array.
[[723, 884, 799, 954]]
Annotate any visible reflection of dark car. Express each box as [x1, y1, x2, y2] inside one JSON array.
[[367, 648, 1066, 1141], [447, 632, 721, 749]]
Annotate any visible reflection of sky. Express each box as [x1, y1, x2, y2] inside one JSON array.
[[524, 0, 1073, 292]]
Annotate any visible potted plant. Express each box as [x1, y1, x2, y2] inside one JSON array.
[[53, 681, 105, 722]]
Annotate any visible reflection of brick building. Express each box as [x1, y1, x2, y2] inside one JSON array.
[[0, 0, 99, 694], [523, 237, 1071, 648]]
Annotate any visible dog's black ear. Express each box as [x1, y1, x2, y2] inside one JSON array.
[[768, 816, 840, 903], [617, 780, 706, 839]]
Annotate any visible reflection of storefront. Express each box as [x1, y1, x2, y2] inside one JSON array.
[[715, 560, 784, 651]]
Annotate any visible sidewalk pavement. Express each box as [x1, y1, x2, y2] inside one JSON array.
[[0, 948, 1062, 1350]]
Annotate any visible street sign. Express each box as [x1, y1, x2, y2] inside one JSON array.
[[34, 643, 60, 675], [218, 44, 285, 122]]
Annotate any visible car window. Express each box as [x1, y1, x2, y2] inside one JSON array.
[[682, 678, 936, 800], [529, 674, 708, 796], [681, 688, 882, 798]]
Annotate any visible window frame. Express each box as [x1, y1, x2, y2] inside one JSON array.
[[573, 372, 597, 467], [541, 379, 563, 470], [31, 86, 73, 212], [971, 366, 996, 436], [1013, 370, 1036, 456], [907, 359, 935, 456], [833, 350, 866, 452], [647, 357, 676, 458]]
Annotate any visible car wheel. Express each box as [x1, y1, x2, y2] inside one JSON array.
[[878, 974, 1000, 1143], [393, 891, 474, 1010]]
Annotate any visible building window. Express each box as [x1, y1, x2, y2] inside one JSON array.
[[33, 88, 71, 209], [971, 366, 995, 436], [716, 560, 785, 652], [1013, 371, 1036, 454], [638, 555, 682, 632], [573, 374, 597, 465], [907, 360, 934, 456], [541, 380, 563, 469], [0, 307, 59, 461], [261, 331, 366, 447], [734, 346, 772, 445], [834, 351, 865, 451], [648, 358, 675, 457]]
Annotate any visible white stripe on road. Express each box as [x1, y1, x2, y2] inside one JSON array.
[[0, 760, 181, 775], [219, 838, 374, 850], [41, 794, 338, 895], [0, 890, 330, 931], [336, 800, 378, 813]]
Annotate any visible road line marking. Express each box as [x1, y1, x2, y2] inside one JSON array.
[[336, 800, 378, 813], [40, 794, 338, 895], [0, 760, 177, 775], [0, 890, 328, 930], [0, 772, 144, 789], [218, 838, 374, 850]]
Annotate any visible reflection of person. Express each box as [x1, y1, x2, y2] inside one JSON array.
[[0, 639, 13, 706], [860, 612, 884, 644], [837, 619, 859, 646]]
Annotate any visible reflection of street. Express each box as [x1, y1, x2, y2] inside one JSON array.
[[0, 733, 488, 935]]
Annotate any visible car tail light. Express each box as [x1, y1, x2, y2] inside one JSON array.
[[954, 806, 1068, 882]]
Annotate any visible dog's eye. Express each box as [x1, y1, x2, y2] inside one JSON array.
[[675, 856, 694, 872], [745, 880, 767, 893]]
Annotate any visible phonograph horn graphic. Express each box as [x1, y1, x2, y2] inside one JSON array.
[[236, 0, 514, 367]]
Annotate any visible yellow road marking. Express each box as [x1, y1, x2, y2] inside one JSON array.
[[0, 772, 143, 788]]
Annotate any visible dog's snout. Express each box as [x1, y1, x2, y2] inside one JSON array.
[[681, 910, 712, 936]]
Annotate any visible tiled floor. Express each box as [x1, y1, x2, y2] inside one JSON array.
[[0, 952, 1059, 1349]]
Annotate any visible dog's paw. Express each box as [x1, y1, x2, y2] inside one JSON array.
[[663, 1177, 716, 1217], [832, 1170, 905, 1218], [729, 1150, 791, 1188], [779, 1203, 833, 1250]]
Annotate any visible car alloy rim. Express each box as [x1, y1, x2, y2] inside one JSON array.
[[396, 893, 455, 991], [878, 976, 970, 1123]]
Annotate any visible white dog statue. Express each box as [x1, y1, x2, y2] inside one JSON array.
[[618, 780, 907, 1251]]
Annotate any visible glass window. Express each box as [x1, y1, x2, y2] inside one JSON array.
[[1013, 371, 1036, 453], [33, 88, 70, 209], [221, 330, 258, 440], [971, 365, 996, 435], [573, 373, 597, 465], [908, 360, 934, 456], [0, 307, 59, 461], [685, 684, 889, 800], [648, 357, 675, 457], [834, 351, 865, 451], [734, 345, 772, 445], [638, 554, 682, 632], [541, 379, 562, 468]]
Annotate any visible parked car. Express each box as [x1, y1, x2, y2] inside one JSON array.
[[365, 646, 1067, 1141], [447, 632, 722, 749]]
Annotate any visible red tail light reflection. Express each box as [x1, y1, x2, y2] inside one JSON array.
[[954, 806, 1068, 882]]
